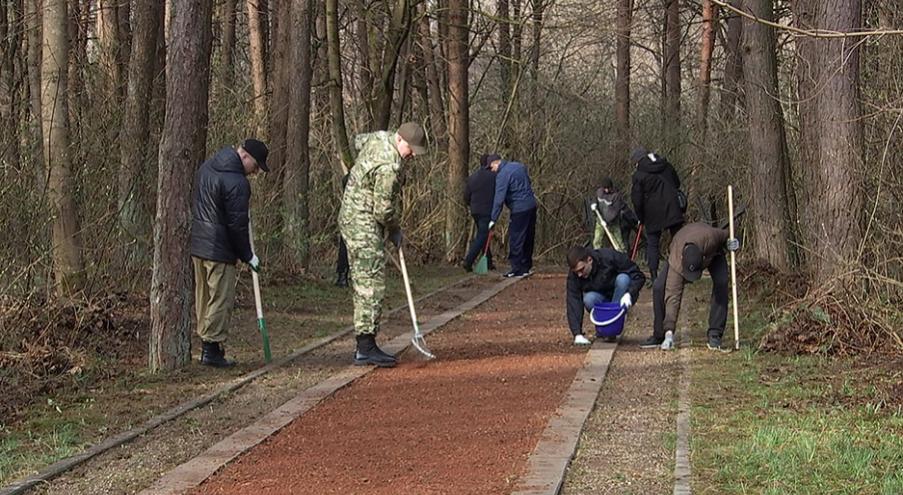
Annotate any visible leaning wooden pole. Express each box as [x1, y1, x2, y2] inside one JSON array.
[[728, 185, 740, 350]]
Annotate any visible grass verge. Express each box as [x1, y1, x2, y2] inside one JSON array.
[[689, 287, 903, 494]]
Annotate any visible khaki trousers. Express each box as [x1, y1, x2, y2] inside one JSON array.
[[193, 257, 238, 343]]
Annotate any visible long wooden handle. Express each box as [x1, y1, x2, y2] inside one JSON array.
[[728, 186, 740, 350], [397, 247, 421, 335]]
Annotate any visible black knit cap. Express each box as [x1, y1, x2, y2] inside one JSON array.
[[630, 146, 649, 163], [242, 138, 269, 172]]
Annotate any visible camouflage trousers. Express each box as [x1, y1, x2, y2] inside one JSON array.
[[339, 219, 386, 336]]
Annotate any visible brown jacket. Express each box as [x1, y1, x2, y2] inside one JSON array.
[[667, 223, 729, 280]]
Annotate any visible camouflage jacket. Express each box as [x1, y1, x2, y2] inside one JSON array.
[[338, 131, 403, 231]]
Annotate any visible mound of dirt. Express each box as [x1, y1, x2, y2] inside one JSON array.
[[0, 294, 148, 422]]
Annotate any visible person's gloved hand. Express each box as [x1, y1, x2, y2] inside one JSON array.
[[489, 221, 495, 230], [389, 229, 403, 248], [726, 238, 741, 252], [619, 292, 632, 309], [248, 254, 261, 273]]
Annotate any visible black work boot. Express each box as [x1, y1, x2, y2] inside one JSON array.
[[353, 334, 396, 367], [335, 270, 349, 287], [201, 341, 236, 368]]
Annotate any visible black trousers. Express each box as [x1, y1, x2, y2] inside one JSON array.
[[508, 207, 537, 274], [464, 214, 494, 268], [336, 236, 349, 275], [646, 223, 683, 280], [652, 255, 729, 340]]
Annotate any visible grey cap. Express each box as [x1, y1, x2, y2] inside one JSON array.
[[397, 122, 427, 155]]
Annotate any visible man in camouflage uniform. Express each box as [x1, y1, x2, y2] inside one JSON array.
[[338, 122, 427, 367]]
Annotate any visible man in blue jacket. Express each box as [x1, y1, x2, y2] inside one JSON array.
[[190, 139, 268, 368], [488, 155, 538, 278], [462, 153, 498, 272]]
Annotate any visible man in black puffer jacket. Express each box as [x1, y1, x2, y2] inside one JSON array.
[[630, 147, 685, 283], [191, 139, 269, 368]]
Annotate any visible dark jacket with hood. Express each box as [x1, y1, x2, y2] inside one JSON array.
[[464, 166, 497, 216], [190, 148, 254, 264], [631, 153, 684, 233], [566, 248, 645, 334]]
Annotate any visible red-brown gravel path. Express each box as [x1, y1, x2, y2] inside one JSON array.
[[193, 274, 585, 495]]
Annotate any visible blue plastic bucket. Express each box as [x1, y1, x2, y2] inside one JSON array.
[[590, 302, 627, 338]]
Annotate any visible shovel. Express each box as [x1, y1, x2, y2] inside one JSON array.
[[590, 203, 623, 251], [248, 213, 272, 363], [474, 230, 494, 275], [397, 247, 436, 359]]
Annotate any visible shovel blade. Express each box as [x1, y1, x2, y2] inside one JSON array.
[[474, 254, 489, 275]]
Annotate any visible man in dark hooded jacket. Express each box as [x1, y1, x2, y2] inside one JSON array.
[[566, 246, 645, 345], [191, 139, 268, 367], [630, 147, 685, 283], [462, 153, 498, 271]]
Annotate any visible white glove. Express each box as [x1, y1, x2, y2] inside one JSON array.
[[726, 238, 741, 252], [619, 292, 632, 309], [248, 254, 260, 272], [489, 221, 495, 230]]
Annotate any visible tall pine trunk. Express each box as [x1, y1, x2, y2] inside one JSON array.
[[149, 0, 213, 372], [283, 0, 313, 269], [118, 0, 162, 264], [794, 0, 864, 279], [325, 0, 353, 173], [445, 0, 468, 261], [696, 0, 717, 140], [248, 0, 268, 137], [42, 0, 85, 297], [742, 0, 795, 269]]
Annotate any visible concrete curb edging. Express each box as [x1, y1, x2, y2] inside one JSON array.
[[673, 334, 692, 495], [137, 276, 519, 495], [511, 340, 618, 495], [0, 275, 478, 495]]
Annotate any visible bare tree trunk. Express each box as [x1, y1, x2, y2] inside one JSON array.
[[268, 0, 290, 181], [445, 0, 468, 261], [497, 0, 511, 95], [118, 0, 162, 263], [283, 0, 313, 269], [26, 0, 44, 184], [67, 0, 86, 130], [664, 0, 680, 126], [97, 0, 124, 100], [149, 0, 213, 372], [42, 0, 84, 297], [696, 0, 717, 139], [417, 8, 445, 143], [248, 0, 268, 137], [325, 0, 352, 173], [720, 1, 743, 120], [221, 0, 237, 85], [373, 0, 411, 130], [742, 0, 795, 269], [614, 0, 631, 159], [0, 0, 19, 169], [356, 4, 374, 127], [794, 0, 864, 279], [529, 0, 543, 81]]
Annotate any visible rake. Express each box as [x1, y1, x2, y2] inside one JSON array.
[[590, 202, 623, 251], [397, 246, 436, 359]]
